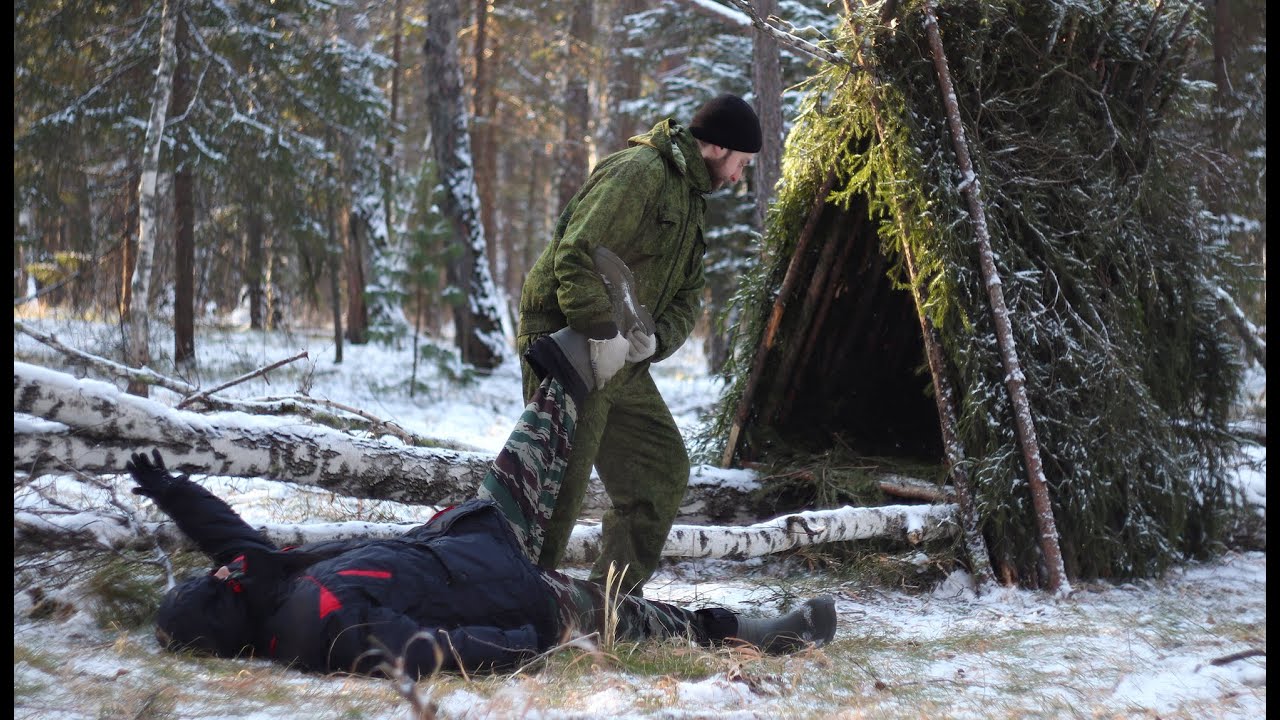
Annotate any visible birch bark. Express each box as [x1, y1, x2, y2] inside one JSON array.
[[125, 0, 182, 397]]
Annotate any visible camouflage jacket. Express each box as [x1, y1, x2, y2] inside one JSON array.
[[518, 119, 711, 363]]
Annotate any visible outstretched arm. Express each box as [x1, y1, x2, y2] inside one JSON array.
[[126, 449, 276, 564]]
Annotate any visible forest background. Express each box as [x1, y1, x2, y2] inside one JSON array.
[[13, 1, 1268, 717], [15, 0, 1264, 382]]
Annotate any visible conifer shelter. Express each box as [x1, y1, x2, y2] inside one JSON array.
[[710, 0, 1247, 586]]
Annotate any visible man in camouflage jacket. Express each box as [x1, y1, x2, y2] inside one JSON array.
[[518, 94, 762, 595]]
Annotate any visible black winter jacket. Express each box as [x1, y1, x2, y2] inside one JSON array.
[[150, 476, 560, 677]]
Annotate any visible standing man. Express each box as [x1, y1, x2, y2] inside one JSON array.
[[517, 93, 761, 595]]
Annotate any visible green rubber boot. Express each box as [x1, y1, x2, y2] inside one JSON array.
[[730, 595, 837, 654]]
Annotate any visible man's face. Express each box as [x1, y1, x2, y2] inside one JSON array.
[[706, 147, 755, 190]]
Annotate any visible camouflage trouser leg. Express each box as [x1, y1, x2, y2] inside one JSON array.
[[475, 373, 729, 646], [476, 376, 577, 562], [538, 567, 732, 648]]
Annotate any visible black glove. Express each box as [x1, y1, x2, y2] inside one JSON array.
[[126, 449, 181, 501]]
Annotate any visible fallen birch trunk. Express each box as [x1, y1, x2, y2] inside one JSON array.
[[14, 502, 959, 563], [14, 363, 762, 523]]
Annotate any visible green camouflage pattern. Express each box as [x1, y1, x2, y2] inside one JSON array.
[[514, 119, 711, 596], [480, 375, 710, 645], [517, 119, 710, 364], [539, 566, 710, 647], [477, 378, 577, 561], [517, 344, 690, 596]]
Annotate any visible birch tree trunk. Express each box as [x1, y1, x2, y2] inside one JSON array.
[[125, 0, 181, 397], [17, 362, 940, 526], [16, 501, 957, 564], [423, 0, 505, 370], [922, 2, 1067, 594]]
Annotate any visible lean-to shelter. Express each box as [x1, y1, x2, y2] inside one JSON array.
[[710, 0, 1246, 585]]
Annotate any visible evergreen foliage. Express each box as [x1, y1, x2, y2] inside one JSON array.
[[710, 0, 1246, 582], [14, 0, 389, 322]]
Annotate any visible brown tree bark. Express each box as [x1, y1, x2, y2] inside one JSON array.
[[922, 1, 1065, 593], [556, 0, 594, 211], [422, 0, 505, 370], [172, 14, 195, 368], [245, 189, 265, 330], [471, 0, 500, 285], [601, 0, 645, 153], [344, 202, 369, 345], [326, 180, 345, 364], [751, 0, 783, 229]]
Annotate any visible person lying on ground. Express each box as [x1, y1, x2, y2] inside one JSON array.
[[132, 264, 835, 678]]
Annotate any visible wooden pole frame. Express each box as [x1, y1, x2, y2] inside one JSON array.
[[921, 1, 1068, 594]]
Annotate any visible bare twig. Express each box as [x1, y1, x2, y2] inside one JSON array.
[[15, 320, 198, 395], [849, 0, 995, 590], [175, 350, 309, 409], [1210, 283, 1266, 368], [1208, 648, 1265, 666], [368, 635, 442, 720], [723, 0, 852, 67], [47, 456, 175, 584], [231, 394, 420, 446]]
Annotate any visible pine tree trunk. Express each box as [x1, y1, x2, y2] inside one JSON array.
[[751, 0, 783, 229], [245, 190, 265, 330], [602, 0, 644, 153], [922, 2, 1067, 594], [326, 182, 344, 364], [380, 0, 403, 250], [471, 0, 500, 288], [422, 0, 505, 370], [557, 0, 593, 211], [126, 0, 182, 397], [172, 14, 195, 369], [344, 202, 369, 345]]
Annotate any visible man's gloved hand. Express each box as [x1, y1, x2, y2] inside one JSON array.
[[625, 327, 657, 363], [588, 333, 630, 388], [125, 449, 181, 501]]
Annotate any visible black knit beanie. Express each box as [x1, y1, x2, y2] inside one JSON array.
[[689, 94, 762, 153]]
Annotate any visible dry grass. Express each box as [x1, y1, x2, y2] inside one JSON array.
[[14, 549, 1266, 720]]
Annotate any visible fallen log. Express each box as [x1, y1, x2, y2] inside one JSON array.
[[14, 362, 763, 524], [14, 501, 959, 563]]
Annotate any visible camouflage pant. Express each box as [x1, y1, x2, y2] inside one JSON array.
[[478, 378, 730, 647]]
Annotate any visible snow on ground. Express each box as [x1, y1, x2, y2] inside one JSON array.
[[13, 319, 1267, 719]]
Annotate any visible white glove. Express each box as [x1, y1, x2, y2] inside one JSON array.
[[589, 333, 630, 388], [625, 328, 657, 363]]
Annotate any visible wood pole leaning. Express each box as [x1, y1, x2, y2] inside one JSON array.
[[921, 1, 1068, 594]]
